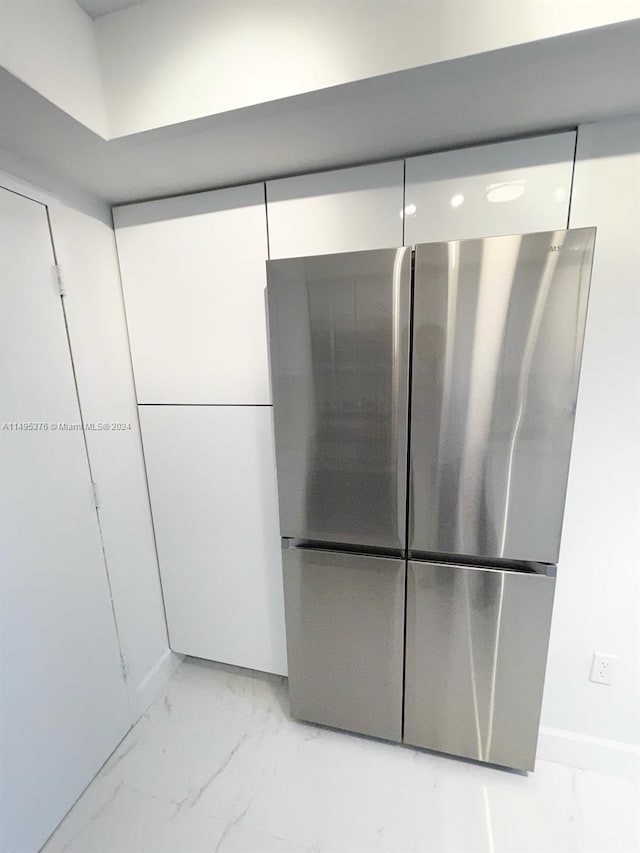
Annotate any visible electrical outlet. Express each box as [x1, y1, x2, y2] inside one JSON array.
[[590, 653, 617, 685]]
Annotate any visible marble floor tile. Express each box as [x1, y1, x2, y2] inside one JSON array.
[[42, 659, 640, 853], [96, 660, 285, 810], [42, 784, 180, 853]]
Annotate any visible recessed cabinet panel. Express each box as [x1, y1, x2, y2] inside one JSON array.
[[267, 161, 404, 259], [114, 184, 270, 404], [404, 133, 576, 245], [138, 404, 287, 675]]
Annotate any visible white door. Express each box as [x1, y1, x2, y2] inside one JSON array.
[[139, 404, 287, 675], [0, 188, 130, 853]]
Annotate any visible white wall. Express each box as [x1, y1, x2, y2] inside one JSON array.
[[538, 116, 640, 779], [96, 0, 640, 137], [0, 0, 636, 142], [0, 144, 111, 225], [49, 202, 179, 719], [0, 0, 108, 136]]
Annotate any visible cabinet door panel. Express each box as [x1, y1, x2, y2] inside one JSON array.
[[404, 133, 575, 245], [139, 404, 286, 675], [0, 188, 130, 853], [114, 184, 270, 404], [267, 161, 403, 259]]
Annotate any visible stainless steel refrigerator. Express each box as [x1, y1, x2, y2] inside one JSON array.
[[266, 228, 595, 771]]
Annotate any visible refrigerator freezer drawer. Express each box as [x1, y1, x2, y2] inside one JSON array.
[[404, 560, 555, 771], [282, 546, 405, 742]]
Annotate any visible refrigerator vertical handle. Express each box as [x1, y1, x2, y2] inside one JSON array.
[[392, 247, 412, 547]]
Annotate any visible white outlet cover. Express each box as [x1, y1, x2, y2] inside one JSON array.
[[590, 653, 617, 685]]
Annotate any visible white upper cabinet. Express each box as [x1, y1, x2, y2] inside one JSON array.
[[114, 184, 270, 405], [404, 132, 576, 245], [266, 161, 404, 259], [139, 404, 287, 676]]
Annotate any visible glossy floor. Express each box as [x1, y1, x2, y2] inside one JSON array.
[[43, 659, 639, 853]]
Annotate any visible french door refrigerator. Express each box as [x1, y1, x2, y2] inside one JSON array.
[[266, 228, 595, 771]]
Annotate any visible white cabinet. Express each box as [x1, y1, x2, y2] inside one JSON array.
[[138, 405, 287, 676], [0, 188, 130, 853], [266, 161, 404, 258], [404, 132, 576, 245], [114, 184, 270, 405]]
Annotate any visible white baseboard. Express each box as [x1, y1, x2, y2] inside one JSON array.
[[537, 726, 640, 781], [129, 649, 184, 722]]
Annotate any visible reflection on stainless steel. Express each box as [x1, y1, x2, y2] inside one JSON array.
[[410, 228, 596, 563], [483, 786, 496, 853], [282, 545, 405, 742], [456, 236, 520, 557], [484, 571, 505, 759], [463, 572, 483, 758], [267, 248, 411, 551], [498, 232, 565, 555], [404, 560, 556, 771]]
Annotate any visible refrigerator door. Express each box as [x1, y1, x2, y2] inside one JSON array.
[[267, 248, 411, 552], [410, 228, 595, 564], [282, 545, 405, 742], [404, 560, 555, 771]]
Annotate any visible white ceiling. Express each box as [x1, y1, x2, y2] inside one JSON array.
[[75, 0, 150, 19], [1, 20, 639, 206]]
